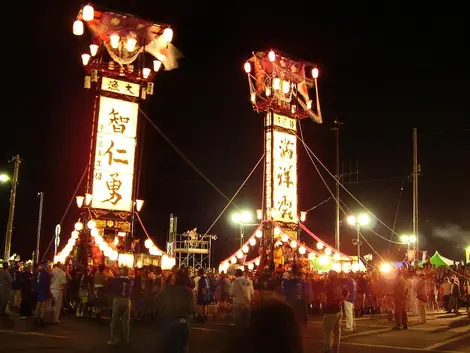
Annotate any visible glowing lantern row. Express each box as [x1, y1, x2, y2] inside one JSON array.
[[144, 238, 163, 256], [318, 255, 330, 265], [82, 5, 94, 21], [87, 220, 96, 229], [74, 222, 84, 231], [88, 224, 119, 261], [126, 38, 137, 52], [161, 255, 176, 270], [244, 50, 318, 108], [149, 247, 163, 256], [332, 262, 341, 272], [153, 60, 162, 72], [226, 226, 342, 267], [55, 222, 85, 263], [244, 62, 251, 73], [144, 239, 154, 249], [268, 50, 275, 62], [118, 253, 134, 268], [90, 44, 98, 56], [72, 5, 94, 36], [220, 255, 261, 273], [106, 28, 173, 51]]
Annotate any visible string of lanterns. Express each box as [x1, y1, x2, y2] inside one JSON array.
[[219, 221, 357, 273], [54, 220, 121, 264], [143, 238, 164, 256]]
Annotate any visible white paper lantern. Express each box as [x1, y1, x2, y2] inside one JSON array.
[[74, 222, 84, 231], [144, 239, 154, 249]]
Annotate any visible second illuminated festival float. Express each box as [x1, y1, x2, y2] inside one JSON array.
[[219, 50, 365, 274]]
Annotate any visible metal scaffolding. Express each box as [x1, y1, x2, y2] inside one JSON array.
[[174, 233, 214, 270]]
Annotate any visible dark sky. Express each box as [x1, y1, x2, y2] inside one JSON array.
[[1, 2, 468, 264]]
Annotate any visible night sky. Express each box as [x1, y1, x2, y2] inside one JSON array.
[[1, 2, 468, 264]]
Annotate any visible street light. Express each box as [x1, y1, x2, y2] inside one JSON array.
[[0, 174, 10, 183], [231, 210, 253, 248], [400, 233, 417, 258], [347, 212, 371, 264]]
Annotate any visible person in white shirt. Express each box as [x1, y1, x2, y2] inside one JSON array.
[[50, 263, 67, 323], [229, 269, 254, 329], [441, 277, 451, 311]]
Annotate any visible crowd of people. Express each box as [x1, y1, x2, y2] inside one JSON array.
[[0, 259, 469, 353]]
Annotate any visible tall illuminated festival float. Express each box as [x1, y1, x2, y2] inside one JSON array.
[[219, 50, 362, 274], [54, 4, 179, 269]]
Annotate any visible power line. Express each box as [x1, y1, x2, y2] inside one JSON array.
[[419, 128, 470, 137], [346, 176, 404, 185]]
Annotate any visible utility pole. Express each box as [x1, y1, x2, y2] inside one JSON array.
[[412, 128, 420, 257], [331, 120, 343, 251], [3, 155, 21, 261], [35, 192, 44, 264]]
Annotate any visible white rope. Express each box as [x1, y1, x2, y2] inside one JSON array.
[[297, 127, 403, 239], [298, 122, 384, 261], [120, 96, 241, 211], [202, 154, 265, 237]]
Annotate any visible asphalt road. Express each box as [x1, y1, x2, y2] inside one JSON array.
[[1, 309, 469, 353]]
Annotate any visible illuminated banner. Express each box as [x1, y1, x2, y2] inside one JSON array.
[[101, 77, 140, 98], [272, 129, 298, 223], [273, 113, 296, 131], [91, 96, 139, 211]]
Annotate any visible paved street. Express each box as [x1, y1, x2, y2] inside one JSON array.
[[1, 310, 469, 353]]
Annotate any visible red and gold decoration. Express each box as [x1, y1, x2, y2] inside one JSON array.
[[54, 4, 179, 266]]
